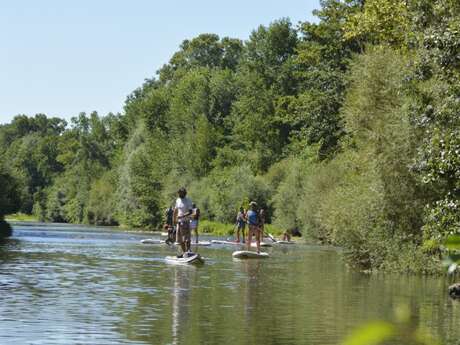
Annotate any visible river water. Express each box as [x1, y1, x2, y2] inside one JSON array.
[[0, 223, 459, 345]]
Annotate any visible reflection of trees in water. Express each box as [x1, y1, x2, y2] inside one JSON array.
[[0, 238, 22, 263], [171, 266, 194, 345], [239, 259, 264, 343], [240, 259, 262, 312], [115, 264, 198, 345]]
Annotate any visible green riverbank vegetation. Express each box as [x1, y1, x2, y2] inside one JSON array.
[[0, 169, 19, 237], [5, 213, 39, 222], [1, 0, 459, 273]]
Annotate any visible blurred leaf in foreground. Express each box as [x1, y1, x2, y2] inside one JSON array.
[[343, 322, 395, 345]]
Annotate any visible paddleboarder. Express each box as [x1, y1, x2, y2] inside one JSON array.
[[173, 187, 193, 257], [283, 227, 302, 241], [282, 229, 292, 242], [190, 203, 200, 244], [259, 208, 266, 240], [246, 201, 262, 253], [165, 206, 175, 245], [235, 207, 246, 243]]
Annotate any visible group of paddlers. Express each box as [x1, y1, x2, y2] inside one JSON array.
[[234, 202, 266, 252], [164, 187, 300, 257]]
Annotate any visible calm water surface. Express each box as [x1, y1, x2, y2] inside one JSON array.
[[0, 223, 459, 345]]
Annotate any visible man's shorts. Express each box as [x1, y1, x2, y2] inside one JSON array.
[[176, 221, 191, 243], [190, 220, 198, 230], [248, 224, 261, 233]]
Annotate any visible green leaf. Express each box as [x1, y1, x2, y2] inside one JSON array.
[[342, 322, 395, 345], [445, 234, 460, 250], [449, 254, 460, 263]]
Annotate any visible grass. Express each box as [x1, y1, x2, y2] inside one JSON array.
[[5, 213, 39, 222]]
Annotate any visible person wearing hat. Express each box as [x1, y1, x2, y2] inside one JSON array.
[[173, 187, 193, 257], [246, 201, 262, 253]]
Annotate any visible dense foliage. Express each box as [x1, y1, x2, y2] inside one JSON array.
[[0, 164, 19, 236], [1, 0, 459, 272]]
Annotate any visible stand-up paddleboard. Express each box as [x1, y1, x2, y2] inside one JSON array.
[[250, 242, 273, 248], [165, 252, 205, 265], [211, 240, 244, 245], [140, 239, 165, 244], [211, 240, 271, 247], [161, 232, 169, 236], [173, 241, 211, 247], [274, 240, 295, 245], [191, 241, 212, 246], [232, 250, 269, 259]]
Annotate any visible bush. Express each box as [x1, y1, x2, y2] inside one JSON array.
[[293, 47, 436, 271], [271, 157, 306, 231], [86, 171, 118, 226]]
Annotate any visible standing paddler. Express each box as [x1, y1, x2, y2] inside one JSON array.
[[173, 187, 193, 258], [190, 203, 200, 244], [246, 201, 262, 253], [235, 206, 246, 243]]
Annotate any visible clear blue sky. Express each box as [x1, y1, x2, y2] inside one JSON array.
[[0, 0, 319, 124]]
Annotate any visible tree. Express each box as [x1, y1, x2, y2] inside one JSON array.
[[344, 0, 411, 47], [0, 168, 20, 218], [290, 0, 362, 159]]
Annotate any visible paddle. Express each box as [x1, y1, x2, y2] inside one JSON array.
[[266, 232, 277, 243], [231, 222, 240, 242]]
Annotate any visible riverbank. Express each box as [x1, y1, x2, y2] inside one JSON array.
[[5, 213, 39, 222], [4, 214, 285, 238], [199, 220, 284, 237]]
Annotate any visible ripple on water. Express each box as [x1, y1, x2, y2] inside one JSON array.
[[1, 226, 460, 345]]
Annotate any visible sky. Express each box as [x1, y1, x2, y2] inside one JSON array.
[[0, 0, 319, 125]]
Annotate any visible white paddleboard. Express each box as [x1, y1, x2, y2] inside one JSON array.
[[211, 240, 244, 245], [250, 242, 273, 248], [165, 252, 204, 265], [191, 241, 212, 246], [274, 241, 295, 245], [173, 241, 211, 246], [140, 239, 165, 244], [232, 250, 269, 259]]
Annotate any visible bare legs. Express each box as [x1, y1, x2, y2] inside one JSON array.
[[247, 225, 261, 253], [236, 226, 246, 243], [176, 223, 191, 255]]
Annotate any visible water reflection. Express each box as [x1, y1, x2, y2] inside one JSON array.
[[1, 224, 459, 345], [239, 258, 262, 317], [171, 266, 195, 345]]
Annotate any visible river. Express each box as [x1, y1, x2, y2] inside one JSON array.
[[0, 223, 459, 345]]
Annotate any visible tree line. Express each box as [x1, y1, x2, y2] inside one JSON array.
[[1, 0, 459, 272]]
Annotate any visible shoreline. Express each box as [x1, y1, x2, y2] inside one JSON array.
[[5, 217, 286, 238]]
